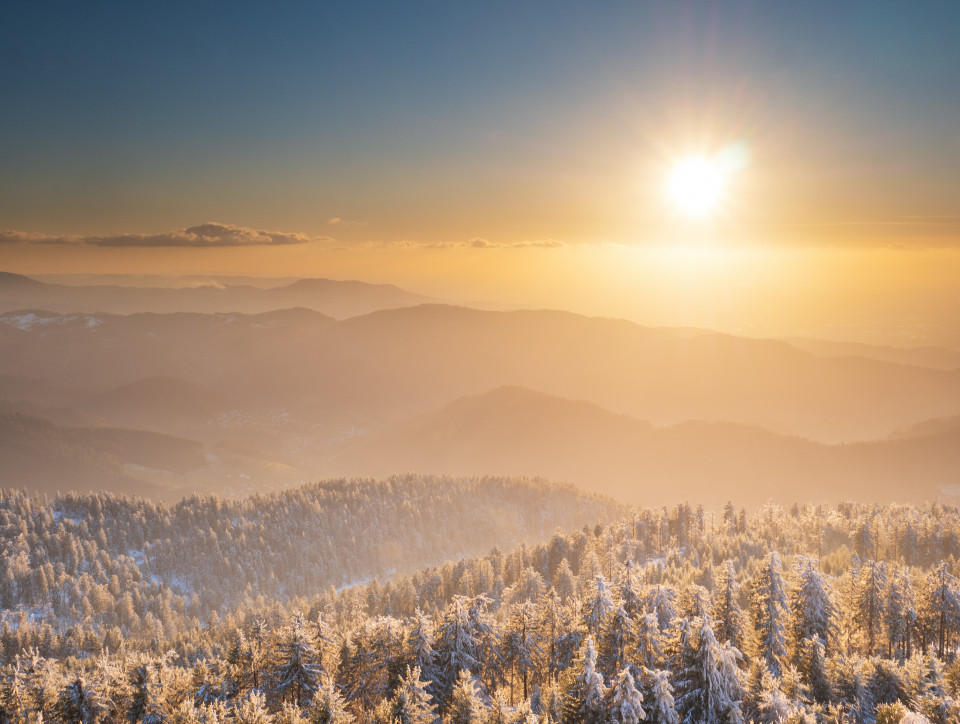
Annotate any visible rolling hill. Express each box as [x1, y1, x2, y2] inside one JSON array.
[[2, 304, 959, 444], [0, 412, 206, 498], [0, 271, 434, 317], [330, 385, 960, 508]]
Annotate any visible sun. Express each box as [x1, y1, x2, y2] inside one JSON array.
[[665, 155, 730, 217]]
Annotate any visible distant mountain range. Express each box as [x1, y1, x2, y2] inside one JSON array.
[[330, 385, 960, 508], [1, 280, 959, 504], [0, 271, 434, 317]]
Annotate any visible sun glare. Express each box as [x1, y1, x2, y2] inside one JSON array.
[[666, 156, 728, 217]]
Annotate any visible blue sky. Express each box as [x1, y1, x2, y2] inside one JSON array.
[[1, 1, 958, 245]]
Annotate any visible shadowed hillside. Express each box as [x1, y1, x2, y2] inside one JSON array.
[[331, 385, 960, 508]]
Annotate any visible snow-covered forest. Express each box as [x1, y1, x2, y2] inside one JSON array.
[[3, 493, 960, 722]]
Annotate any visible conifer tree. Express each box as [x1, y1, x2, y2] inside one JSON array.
[[603, 668, 645, 724], [640, 668, 678, 724], [503, 602, 541, 704], [635, 614, 665, 670], [712, 561, 747, 651], [127, 664, 166, 724], [404, 608, 442, 705], [231, 691, 273, 724], [274, 614, 321, 708], [789, 557, 837, 656], [446, 670, 486, 724], [560, 636, 606, 724], [646, 586, 678, 634], [885, 567, 916, 660], [392, 666, 436, 724], [672, 619, 743, 724], [855, 560, 888, 655], [55, 677, 101, 724], [927, 562, 960, 660], [306, 678, 354, 724], [750, 553, 789, 677]]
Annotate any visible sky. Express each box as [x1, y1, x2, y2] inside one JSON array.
[[1, 1, 959, 343]]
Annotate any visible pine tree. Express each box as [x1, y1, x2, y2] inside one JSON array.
[[712, 561, 747, 651], [750, 552, 789, 677], [599, 603, 636, 680], [392, 666, 437, 724], [635, 614, 664, 670], [672, 619, 743, 724], [796, 636, 829, 705], [583, 575, 617, 640], [404, 608, 442, 705], [855, 560, 888, 655], [0, 660, 30, 724], [55, 677, 101, 724], [306, 678, 354, 724], [231, 691, 273, 724], [927, 562, 960, 660], [127, 664, 166, 724], [560, 636, 606, 724], [502, 602, 541, 704], [640, 668, 678, 724], [274, 614, 321, 708], [885, 567, 916, 660], [167, 699, 202, 724], [446, 670, 486, 724], [646, 586, 678, 634], [603, 668, 645, 724], [789, 557, 837, 655]]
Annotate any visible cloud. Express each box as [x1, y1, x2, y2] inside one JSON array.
[[328, 217, 367, 227], [514, 239, 565, 248], [0, 230, 52, 244], [89, 223, 312, 247], [0, 223, 318, 248], [466, 237, 565, 249]]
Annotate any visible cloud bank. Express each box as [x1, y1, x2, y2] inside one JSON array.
[[0, 223, 316, 247]]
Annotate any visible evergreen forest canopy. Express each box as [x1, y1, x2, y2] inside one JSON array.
[[2, 489, 960, 723]]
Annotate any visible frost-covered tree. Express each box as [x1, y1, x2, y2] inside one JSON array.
[[796, 636, 829, 705], [55, 677, 101, 724], [603, 668, 645, 724], [306, 678, 354, 724], [274, 614, 321, 708], [640, 668, 678, 724], [855, 560, 888, 655], [127, 664, 166, 724], [646, 586, 677, 633], [789, 557, 837, 656], [231, 691, 273, 724], [391, 666, 437, 724], [446, 670, 486, 724], [713, 561, 747, 651], [599, 604, 636, 680], [885, 567, 916, 660], [560, 636, 606, 724], [403, 608, 442, 704], [673, 619, 743, 724], [583, 576, 617, 640], [635, 614, 665, 671], [503, 602, 541, 703], [751, 552, 789, 677], [927, 562, 960, 660]]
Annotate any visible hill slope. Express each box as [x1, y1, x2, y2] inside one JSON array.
[[0, 272, 434, 317], [331, 385, 960, 507], [2, 305, 959, 443]]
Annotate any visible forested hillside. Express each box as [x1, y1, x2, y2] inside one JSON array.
[[0, 475, 622, 655], [3, 500, 960, 722]]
